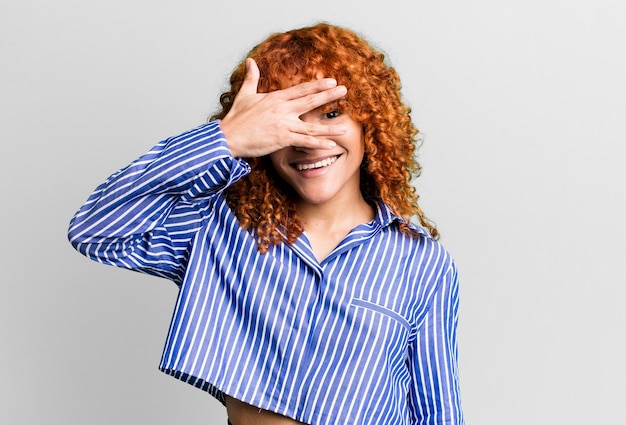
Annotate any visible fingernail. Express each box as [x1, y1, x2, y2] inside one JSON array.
[[336, 86, 347, 95], [327, 141, 336, 148], [325, 78, 337, 88], [337, 126, 347, 133]]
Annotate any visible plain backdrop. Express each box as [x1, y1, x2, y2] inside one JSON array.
[[1, 0, 625, 424]]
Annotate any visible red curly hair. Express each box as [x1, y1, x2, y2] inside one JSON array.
[[211, 22, 439, 252]]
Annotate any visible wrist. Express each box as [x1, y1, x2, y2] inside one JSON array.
[[219, 119, 243, 158]]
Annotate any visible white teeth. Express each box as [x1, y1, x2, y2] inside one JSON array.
[[296, 156, 338, 171]]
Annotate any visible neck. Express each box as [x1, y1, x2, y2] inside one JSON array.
[[296, 195, 375, 232], [295, 194, 375, 262]]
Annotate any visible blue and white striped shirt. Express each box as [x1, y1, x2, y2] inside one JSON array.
[[68, 121, 463, 425]]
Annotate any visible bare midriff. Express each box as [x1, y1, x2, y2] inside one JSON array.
[[225, 396, 307, 425]]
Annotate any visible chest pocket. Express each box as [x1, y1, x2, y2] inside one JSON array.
[[350, 298, 411, 333]]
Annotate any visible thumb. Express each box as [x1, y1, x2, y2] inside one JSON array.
[[238, 58, 260, 97]]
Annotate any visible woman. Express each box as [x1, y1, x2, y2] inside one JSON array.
[[69, 23, 463, 425]]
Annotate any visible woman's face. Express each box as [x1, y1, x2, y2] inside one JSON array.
[[269, 102, 365, 207]]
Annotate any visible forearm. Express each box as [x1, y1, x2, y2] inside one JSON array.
[[68, 121, 249, 272]]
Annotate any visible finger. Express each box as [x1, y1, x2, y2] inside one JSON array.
[[281, 78, 339, 100], [293, 85, 348, 115], [285, 121, 347, 150], [296, 122, 348, 138], [238, 58, 260, 97], [289, 133, 338, 150]]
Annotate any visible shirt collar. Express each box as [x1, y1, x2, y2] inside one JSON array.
[[370, 198, 432, 238], [371, 199, 402, 228]]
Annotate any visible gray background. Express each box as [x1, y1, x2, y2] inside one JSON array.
[[1, 0, 624, 424]]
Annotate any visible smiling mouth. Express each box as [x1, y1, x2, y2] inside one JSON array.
[[295, 155, 339, 171]]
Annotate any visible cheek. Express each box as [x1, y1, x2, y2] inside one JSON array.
[[268, 151, 291, 179], [268, 150, 284, 167], [268, 153, 278, 167]]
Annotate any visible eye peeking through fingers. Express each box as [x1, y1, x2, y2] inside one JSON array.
[[300, 101, 346, 123], [319, 101, 342, 120], [323, 109, 342, 119]]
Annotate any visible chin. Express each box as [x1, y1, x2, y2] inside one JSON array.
[[295, 191, 336, 206]]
